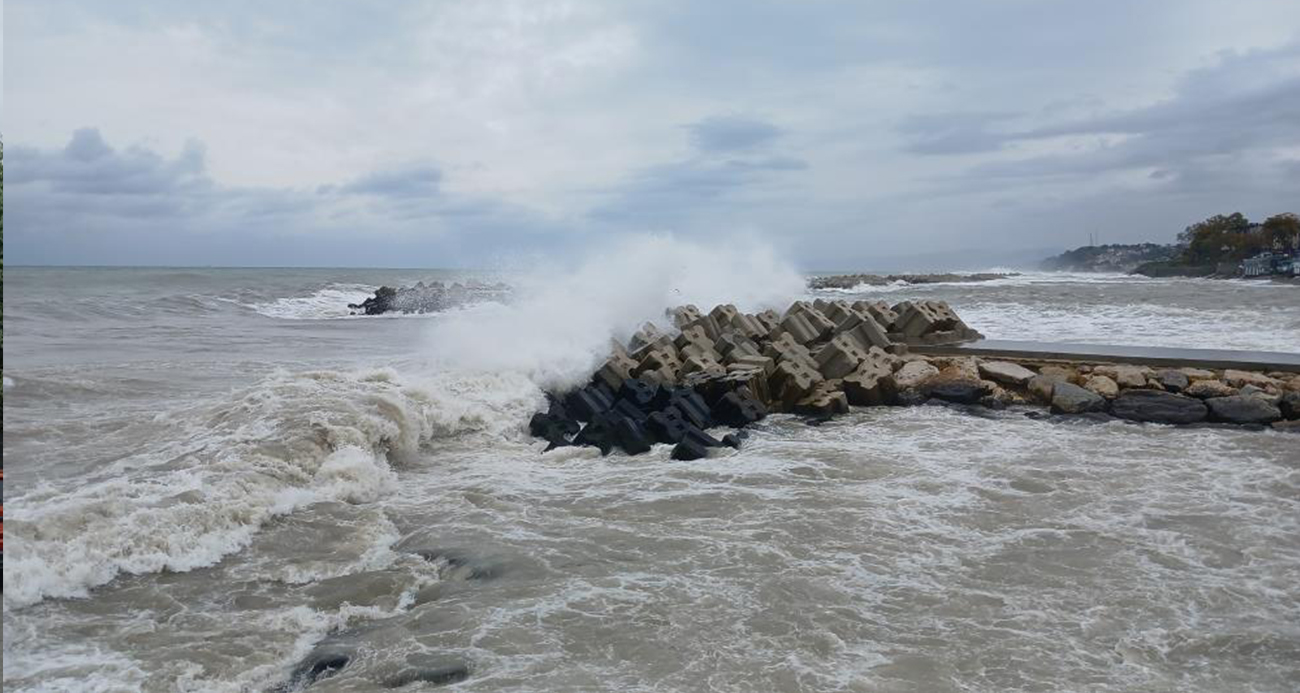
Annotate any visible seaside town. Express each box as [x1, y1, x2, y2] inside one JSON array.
[[1042, 211, 1300, 278]]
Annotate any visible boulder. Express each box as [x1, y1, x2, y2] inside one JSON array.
[[1083, 374, 1119, 399], [1239, 384, 1280, 403], [1205, 395, 1282, 425], [1179, 367, 1217, 381], [924, 367, 991, 405], [1183, 379, 1237, 399], [1038, 365, 1080, 384], [1111, 390, 1207, 425], [890, 361, 939, 390], [1280, 392, 1300, 420], [670, 426, 723, 461], [978, 361, 1036, 386], [1155, 369, 1190, 393], [1027, 374, 1059, 404], [1093, 364, 1148, 389], [794, 388, 850, 418], [1050, 382, 1107, 414], [1222, 369, 1279, 389]]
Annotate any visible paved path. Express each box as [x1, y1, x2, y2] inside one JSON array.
[[914, 339, 1300, 372]]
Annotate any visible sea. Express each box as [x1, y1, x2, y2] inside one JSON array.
[[4, 241, 1300, 692]]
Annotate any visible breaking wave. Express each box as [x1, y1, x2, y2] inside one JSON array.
[[2, 367, 544, 608]]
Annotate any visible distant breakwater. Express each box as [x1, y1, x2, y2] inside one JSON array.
[[808, 272, 1017, 290], [528, 299, 1300, 460]]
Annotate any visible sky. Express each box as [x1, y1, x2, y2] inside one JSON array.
[[5, 0, 1300, 269]]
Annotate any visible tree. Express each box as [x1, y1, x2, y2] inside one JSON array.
[[1179, 212, 1260, 263], [1262, 213, 1300, 250]]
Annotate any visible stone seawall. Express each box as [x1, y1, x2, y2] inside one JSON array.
[[528, 300, 1300, 459]]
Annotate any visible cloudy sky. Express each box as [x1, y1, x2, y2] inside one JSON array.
[[6, 0, 1300, 269]]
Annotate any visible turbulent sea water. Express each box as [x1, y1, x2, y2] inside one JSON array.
[[4, 252, 1300, 692]]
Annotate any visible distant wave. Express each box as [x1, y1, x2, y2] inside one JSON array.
[[246, 284, 379, 320]]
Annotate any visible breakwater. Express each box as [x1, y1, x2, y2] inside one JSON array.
[[529, 299, 1300, 459], [808, 272, 1015, 289]]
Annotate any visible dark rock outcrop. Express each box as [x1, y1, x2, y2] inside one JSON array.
[[348, 280, 510, 315], [1205, 395, 1282, 425], [1111, 390, 1207, 425]]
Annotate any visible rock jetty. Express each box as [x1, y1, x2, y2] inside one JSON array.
[[808, 273, 1015, 290], [348, 280, 510, 315], [529, 300, 1300, 458]]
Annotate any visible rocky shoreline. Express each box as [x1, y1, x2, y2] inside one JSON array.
[[808, 272, 1016, 290], [528, 300, 1300, 459]]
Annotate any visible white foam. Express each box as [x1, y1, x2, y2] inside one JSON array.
[[423, 233, 805, 390], [2, 366, 543, 609], [247, 284, 378, 320], [3, 376, 14, 390]]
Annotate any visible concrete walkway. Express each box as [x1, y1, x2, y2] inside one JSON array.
[[914, 339, 1300, 373]]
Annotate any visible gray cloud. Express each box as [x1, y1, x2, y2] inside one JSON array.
[[7, 0, 1300, 268], [687, 116, 783, 153]]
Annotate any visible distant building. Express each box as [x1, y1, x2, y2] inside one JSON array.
[[1242, 252, 1298, 278]]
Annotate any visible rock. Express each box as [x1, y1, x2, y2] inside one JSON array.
[[347, 281, 510, 316], [890, 361, 939, 390], [573, 418, 616, 455], [721, 432, 745, 449], [1155, 369, 1190, 393], [1038, 365, 1080, 384], [712, 390, 767, 428], [1280, 392, 1300, 420], [794, 388, 850, 417], [1111, 390, 1207, 425], [1027, 374, 1059, 404], [384, 663, 471, 689], [978, 361, 1036, 386], [1083, 374, 1119, 399], [1180, 367, 1216, 381], [1222, 369, 1279, 389], [278, 647, 351, 691], [930, 357, 981, 381], [1288, 376, 1300, 392], [924, 366, 990, 405], [1050, 382, 1107, 414], [1238, 384, 1280, 404], [1205, 395, 1282, 425], [1093, 364, 1148, 389], [1183, 379, 1237, 399], [1271, 420, 1300, 433]]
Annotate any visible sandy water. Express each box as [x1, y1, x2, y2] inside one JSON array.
[[3, 260, 1299, 692]]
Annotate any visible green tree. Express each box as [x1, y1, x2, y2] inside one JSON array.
[[1179, 212, 1259, 263], [1262, 212, 1300, 250]]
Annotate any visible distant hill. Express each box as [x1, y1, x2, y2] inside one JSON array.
[[1040, 243, 1178, 273]]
